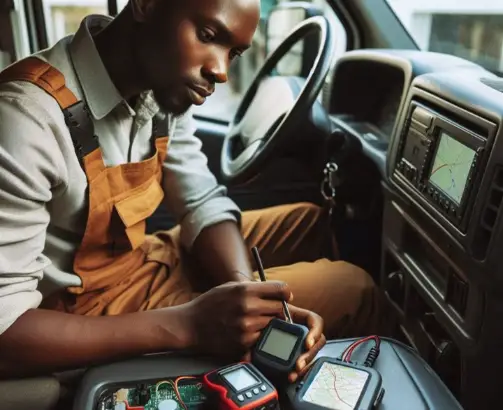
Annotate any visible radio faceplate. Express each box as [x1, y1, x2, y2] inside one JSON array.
[[395, 102, 487, 232]]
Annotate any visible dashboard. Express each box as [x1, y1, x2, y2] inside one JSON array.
[[323, 49, 503, 409]]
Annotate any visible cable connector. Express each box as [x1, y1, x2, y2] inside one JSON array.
[[363, 346, 379, 367]]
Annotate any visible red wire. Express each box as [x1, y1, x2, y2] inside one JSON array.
[[342, 335, 380, 362], [346, 336, 380, 362], [124, 401, 144, 410]]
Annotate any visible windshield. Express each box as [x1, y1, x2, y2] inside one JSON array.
[[387, 0, 503, 76]]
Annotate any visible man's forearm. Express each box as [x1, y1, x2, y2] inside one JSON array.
[[0, 307, 189, 379], [192, 220, 254, 284]]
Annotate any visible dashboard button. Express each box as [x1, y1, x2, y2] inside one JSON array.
[[253, 388, 259, 395], [246, 392, 253, 399], [238, 395, 245, 402], [260, 385, 267, 392]]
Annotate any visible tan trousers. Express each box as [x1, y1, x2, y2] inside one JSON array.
[[146, 202, 382, 340], [45, 202, 383, 340]]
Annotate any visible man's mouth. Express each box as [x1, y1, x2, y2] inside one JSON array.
[[186, 84, 213, 105]]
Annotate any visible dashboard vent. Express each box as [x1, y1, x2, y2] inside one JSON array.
[[472, 166, 503, 260]]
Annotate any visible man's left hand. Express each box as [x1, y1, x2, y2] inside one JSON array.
[[241, 302, 326, 383], [288, 305, 326, 383]]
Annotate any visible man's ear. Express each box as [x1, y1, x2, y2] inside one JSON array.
[[130, 0, 156, 23]]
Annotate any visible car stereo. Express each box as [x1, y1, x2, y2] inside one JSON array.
[[394, 102, 487, 232]]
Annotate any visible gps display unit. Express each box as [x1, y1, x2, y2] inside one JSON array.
[[395, 102, 487, 232]]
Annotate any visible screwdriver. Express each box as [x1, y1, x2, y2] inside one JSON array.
[[251, 246, 293, 324]]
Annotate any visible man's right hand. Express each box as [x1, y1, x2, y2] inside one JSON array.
[[0, 281, 291, 379], [181, 280, 292, 359]]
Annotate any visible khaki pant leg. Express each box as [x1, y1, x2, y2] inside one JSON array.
[[258, 259, 382, 339], [240, 202, 338, 268]]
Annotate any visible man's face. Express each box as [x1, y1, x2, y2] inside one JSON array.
[[132, 0, 260, 116]]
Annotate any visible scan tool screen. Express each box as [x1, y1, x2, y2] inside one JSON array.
[[222, 367, 259, 392], [259, 328, 299, 361]]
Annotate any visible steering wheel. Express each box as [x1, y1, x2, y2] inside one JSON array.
[[221, 16, 335, 184]]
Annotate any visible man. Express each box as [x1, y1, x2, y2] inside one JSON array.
[[0, 0, 380, 382]]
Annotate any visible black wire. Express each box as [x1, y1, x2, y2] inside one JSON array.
[[363, 346, 380, 367]]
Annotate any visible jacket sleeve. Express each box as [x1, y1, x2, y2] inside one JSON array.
[[161, 110, 242, 249], [0, 88, 66, 335]]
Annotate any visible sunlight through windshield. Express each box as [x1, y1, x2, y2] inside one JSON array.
[[387, 0, 503, 75]]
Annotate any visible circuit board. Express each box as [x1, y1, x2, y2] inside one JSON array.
[[97, 376, 208, 410]]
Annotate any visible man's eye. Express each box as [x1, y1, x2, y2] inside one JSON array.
[[199, 29, 215, 43]]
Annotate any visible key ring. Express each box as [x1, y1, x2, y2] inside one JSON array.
[[321, 162, 338, 200]]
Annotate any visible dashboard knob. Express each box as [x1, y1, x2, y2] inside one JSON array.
[[386, 270, 404, 306]]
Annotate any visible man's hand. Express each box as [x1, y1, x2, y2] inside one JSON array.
[[287, 306, 326, 383], [240, 304, 326, 382], [181, 280, 292, 359]]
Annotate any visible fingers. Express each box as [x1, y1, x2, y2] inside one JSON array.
[[240, 331, 262, 350], [289, 334, 326, 383], [297, 333, 326, 372], [236, 315, 276, 335], [239, 298, 288, 317], [245, 280, 293, 302], [290, 306, 324, 349], [285, 307, 326, 383]]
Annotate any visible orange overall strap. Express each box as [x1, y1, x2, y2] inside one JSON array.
[[0, 56, 78, 110]]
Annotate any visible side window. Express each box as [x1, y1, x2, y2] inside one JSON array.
[[41, 0, 107, 47], [387, 1, 503, 75], [0, 6, 15, 69]]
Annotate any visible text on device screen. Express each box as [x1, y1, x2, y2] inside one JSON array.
[[429, 131, 476, 204], [223, 367, 259, 391], [260, 328, 298, 360], [302, 363, 369, 410]]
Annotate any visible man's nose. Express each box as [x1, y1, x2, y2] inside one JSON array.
[[202, 53, 229, 84]]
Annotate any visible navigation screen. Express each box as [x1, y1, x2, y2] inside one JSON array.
[[302, 363, 369, 410], [429, 131, 476, 205]]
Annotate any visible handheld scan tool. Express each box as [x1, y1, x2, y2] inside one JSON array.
[[288, 357, 384, 410], [250, 247, 309, 382], [252, 317, 309, 381], [203, 362, 279, 410]]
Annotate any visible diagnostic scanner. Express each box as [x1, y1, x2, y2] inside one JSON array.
[[252, 317, 309, 382], [203, 362, 279, 410]]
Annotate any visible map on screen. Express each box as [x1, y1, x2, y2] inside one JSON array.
[[429, 132, 476, 205], [302, 363, 369, 410]]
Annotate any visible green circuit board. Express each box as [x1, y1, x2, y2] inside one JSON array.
[[98, 377, 207, 410]]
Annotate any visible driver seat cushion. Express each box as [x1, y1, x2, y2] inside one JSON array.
[[0, 376, 60, 410]]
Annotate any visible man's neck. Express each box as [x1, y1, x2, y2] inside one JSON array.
[[94, 9, 144, 101]]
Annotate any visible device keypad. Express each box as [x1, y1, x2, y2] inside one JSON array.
[[236, 385, 269, 405]]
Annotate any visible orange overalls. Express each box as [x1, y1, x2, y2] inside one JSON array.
[[0, 56, 194, 315], [0, 57, 385, 339]]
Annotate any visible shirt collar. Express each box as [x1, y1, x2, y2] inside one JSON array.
[[68, 15, 126, 120]]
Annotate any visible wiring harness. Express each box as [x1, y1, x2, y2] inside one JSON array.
[[339, 335, 381, 367]]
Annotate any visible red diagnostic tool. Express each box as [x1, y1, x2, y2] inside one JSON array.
[[203, 362, 279, 410]]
